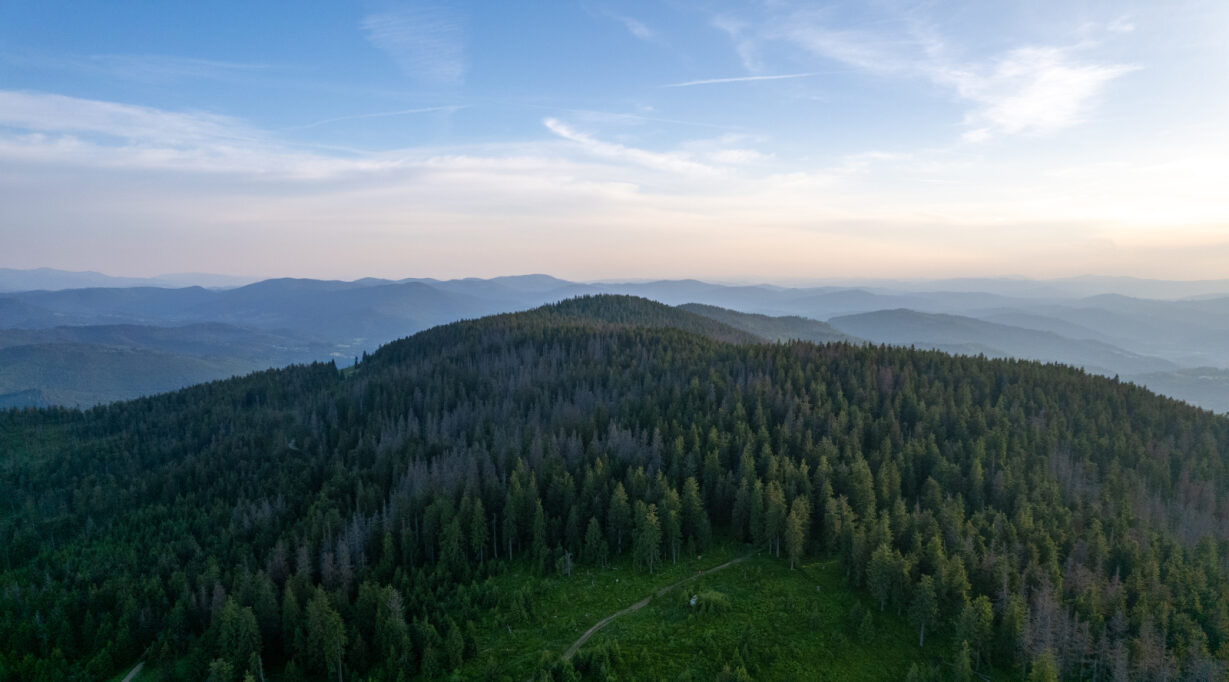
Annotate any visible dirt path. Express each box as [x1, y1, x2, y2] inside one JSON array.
[[561, 552, 755, 661], [120, 661, 144, 682]]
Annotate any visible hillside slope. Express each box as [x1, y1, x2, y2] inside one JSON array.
[[0, 324, 345, 407], [0, 342, 257, 407], [679, 302, 859, 344], [829, 308, 1176, 377], [2, 295, 1228, 681], [1129, 367, 1229, 415], [4, 276, 1226, 411]]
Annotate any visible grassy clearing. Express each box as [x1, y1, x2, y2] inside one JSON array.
[[461, 545, 1000, 681], [589, 556, 925, 680], [462, 543, 748, 679]]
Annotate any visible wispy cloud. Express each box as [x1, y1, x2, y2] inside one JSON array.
[[712, 15, 762, 72], [665, 72, 821, 88], [781, 19, 1134, 140], [1107, 16, 1136, 34], [708, 148, 773, 165], [945, 47, 1137, 140], [82, 54, 269, 82], [605, 11, 655, 41], [0, 90, 255, 144], [526, 105, 736, 131], [4, 91, 1228, 280], [289, 105, 467, 130], [0, 90, 398, 178], [783, 24, 915, 74], [361, 5, 465, 85], [543, 118, 718, 176], [2, 51, 270, 83]]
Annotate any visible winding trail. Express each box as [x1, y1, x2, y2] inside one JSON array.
[[561, 552, 756, 661], [120, 662, 144, 682]]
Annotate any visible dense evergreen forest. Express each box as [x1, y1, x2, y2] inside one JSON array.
[[2, 295, 1229, 680]]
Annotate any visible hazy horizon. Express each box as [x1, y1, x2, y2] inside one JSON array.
[[2, 1, 1227, 280], [11, 264, 1229, 286], [7, 265, 1229, 302]]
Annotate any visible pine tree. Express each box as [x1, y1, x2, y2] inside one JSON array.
[[956, 595, 993, 669], [681, 476, 710, 550], [953, 640, 974, 682], [374, 587, 410, 670], [502, 492, 518, 559], [444, 619, 465, 671], [216, 598, 261, 677], [764, 481, 787, 557], [909, 575, 938, 648], [848, 454, 876, 521], [1028, 651, 1059, 682], [749, 480, 765, 547], [633, 501, 662, 574], [867, 544, 898, 612], [532, 499, 549, 575], [661, 487, 683, 564], [470, 497, 488, 563], [994, 593, 1027, 667], [608, 483, 632, 555], [305, 589, 346, 682], [583, 516, 608, 567], [281, 585, 304, 664], [784, 498, 809, 569]]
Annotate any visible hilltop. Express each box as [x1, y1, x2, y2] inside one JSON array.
[[2, 276, 1228, 413], [3, 295, 1228, 680]]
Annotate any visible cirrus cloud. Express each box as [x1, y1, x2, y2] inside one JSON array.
[[361, 5, 466, 85], [778, 13, 1135, 141]]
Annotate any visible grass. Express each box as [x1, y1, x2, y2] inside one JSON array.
[[459, 544, 994, 681], [461, 542, 747, 679], [589, 556, 925, 680]]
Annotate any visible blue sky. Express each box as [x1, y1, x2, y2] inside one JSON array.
[[1, 0, 1227, 281]]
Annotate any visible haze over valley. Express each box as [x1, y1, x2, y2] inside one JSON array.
[[2, 268, 1227, 414]]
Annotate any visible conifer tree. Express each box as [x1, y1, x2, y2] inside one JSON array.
[[909, 576, 938, 648], [583, 517, 608, 567], [608, 483, 632, 555], [633, 501, 662, 573], [784, 498, 810, 569]]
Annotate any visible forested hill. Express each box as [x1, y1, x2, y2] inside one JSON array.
[[413, 294, 764, 346], [3, 295, 1229, 681]]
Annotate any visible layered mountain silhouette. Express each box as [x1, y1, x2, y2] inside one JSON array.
[[0, 270, 1225, 412]]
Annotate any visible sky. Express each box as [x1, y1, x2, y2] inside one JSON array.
[[1, 0, 1227, 282]]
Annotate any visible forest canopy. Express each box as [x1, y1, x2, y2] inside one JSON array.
[[2, 295, 1228, 681]]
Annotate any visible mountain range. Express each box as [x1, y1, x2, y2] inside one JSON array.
[[0, 268, 1226, 412]]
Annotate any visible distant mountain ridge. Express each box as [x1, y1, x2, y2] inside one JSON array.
[[0, 267, 255, 291], [827, 308, 1177, 377], [0, 272, 1227, 411], [0, 324, 342, 407], [0, 342, 253, 408], [679, 303, 858, 344]]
